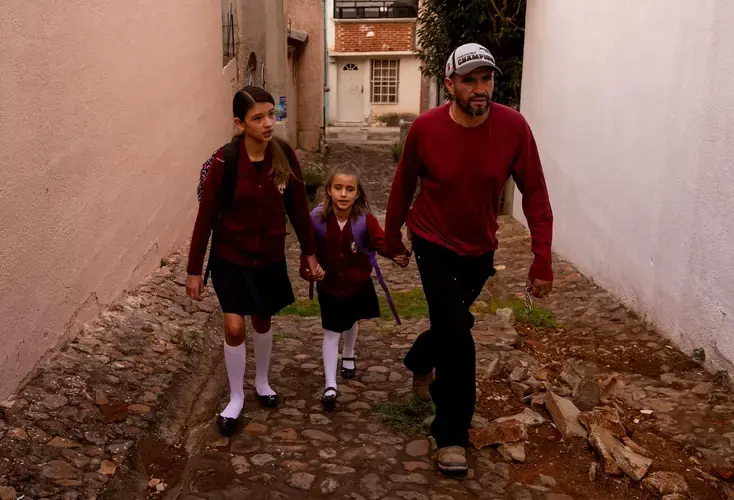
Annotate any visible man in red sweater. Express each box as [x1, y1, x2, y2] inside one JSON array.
[[385, 43, 554, 473]]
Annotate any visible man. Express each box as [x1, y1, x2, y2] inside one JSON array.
[[385, 43, 553, 474]]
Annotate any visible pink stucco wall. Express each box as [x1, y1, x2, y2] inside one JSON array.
[[0, 0, 237, 399]]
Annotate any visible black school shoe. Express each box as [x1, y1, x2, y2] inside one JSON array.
[[257, 393, 280, 408], [321, 387, 337, 411], [216, 415, 239, 437], [341, 357, 357, 379]]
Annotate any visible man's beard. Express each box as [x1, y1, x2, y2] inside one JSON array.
[[456, 95, 489, 117]]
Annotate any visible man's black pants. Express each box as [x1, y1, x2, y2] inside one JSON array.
[[404, 234, 495, 448]]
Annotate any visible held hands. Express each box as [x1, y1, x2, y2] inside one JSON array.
[[186, 275, 205, 300], [304, 254, 325, 281], [392, 253, 410, 268], [526, 276, 553, 298]]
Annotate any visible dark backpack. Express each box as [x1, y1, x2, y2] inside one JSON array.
[[197, 135, 243, 207]]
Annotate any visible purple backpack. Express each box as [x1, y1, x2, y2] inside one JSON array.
[[309, 204, 400, 325]]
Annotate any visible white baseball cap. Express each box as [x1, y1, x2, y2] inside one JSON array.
[[445, 43, 502, 78]]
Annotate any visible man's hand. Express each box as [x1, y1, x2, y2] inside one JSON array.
[[186, 275, 204, 300], [526, 277, 553, 298], [305, 255, 325, 281], [392, 253, 410, 268]]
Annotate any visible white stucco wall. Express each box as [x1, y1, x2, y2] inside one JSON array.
[[369, 55, 421, 119], [516, 0, 734, 373]]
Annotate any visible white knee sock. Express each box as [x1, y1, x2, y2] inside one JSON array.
[[323, 330, 341, 397], [342, 322, 358, 370], [221, 340, 246, 419], [253, 329, 276, 396]]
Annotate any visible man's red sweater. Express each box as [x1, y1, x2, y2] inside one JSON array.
[[187, 140, 315, 275], [385, 103, 554, 281]]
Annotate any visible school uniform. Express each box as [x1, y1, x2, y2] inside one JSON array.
[[187, 139, 315, 317], [303, 211, 388, 333]]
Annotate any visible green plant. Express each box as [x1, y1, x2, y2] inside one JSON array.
[[302, 162, 326, 186], [279, 299, 322, 317], [180, 328, 203, 354], [417, 0, 527, 108], [370, 399, 436, 436], [273, 331, 297, 342], [383, 288, 428, 320], [278, 288, 429, 320], [488, 297, 556, 329], [692, 348, 706, 363], [391, 142, 403, 162]]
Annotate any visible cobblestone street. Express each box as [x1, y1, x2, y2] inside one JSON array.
[[1, 144, 733, 499]]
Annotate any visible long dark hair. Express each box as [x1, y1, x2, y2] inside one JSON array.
[[320, 164, 370, 221], [233, 86, 293, 188]]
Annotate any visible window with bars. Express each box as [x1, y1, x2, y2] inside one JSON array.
[[222, 0, 238, 66], [370, 60, 399, 104]]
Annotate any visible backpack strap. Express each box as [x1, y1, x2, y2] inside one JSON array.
[[308, 203, 327, 300], [203, 135, 243, 285], [310, 203, 328, 239], [221, 135, 243, 208], [352, 213, 401, 325]]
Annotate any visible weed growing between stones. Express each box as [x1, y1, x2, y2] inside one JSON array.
[[278, 288, 429, 321], [273, 331, 297, 342], [480, 297, 557, 329], [370, 399, 436, 436]]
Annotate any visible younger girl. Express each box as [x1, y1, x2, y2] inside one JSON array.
[[187, 86, 324, 436], [302, 165, 408, 410]]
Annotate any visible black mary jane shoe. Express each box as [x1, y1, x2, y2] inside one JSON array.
[[216, 415, 239, 437], [341, 357, 357, 379], [257, 393, 280, 408], [321, 387, 337, 411]]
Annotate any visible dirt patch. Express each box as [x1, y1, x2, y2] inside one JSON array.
[[513, 323, 702, 381]]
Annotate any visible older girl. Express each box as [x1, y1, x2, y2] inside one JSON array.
[[187, 86, 324, 436]]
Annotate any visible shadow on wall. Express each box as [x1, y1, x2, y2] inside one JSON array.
[[370, 112, 418, 127]]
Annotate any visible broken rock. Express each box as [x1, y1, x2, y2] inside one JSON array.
[[560, 362, 583, 389], [691, 381, 714, 395], [601, 375, 624, 401], [643, 472, 689, 496], [588, 462, 600, 482], [588, 427, 623, 476], [510, 367, 529, 382], [495, 408, 545, 427], [572, 378, 601, 411], [480, 357, 501, 380], [0, 487, 17, 500], [622, 437, 651, 458], [612, 443, 652, 481], [510, 382, 532, 397], [578, 407, 626, 438], [546, 391, 587, 439], [498, 442, 526, 463], [469, 420, 528, 449]]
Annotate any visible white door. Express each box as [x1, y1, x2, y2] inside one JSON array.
[[337, 61, 364, 123]]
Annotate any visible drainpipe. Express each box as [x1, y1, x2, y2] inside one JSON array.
[[321, 0, 329, 150]]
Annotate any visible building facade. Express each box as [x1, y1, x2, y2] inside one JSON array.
[[517, 0, 734, 375], [0, 0, 324, 400], [326, 0, 421, 126], [286, 0, 326, 150]]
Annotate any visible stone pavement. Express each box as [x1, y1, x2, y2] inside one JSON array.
[[0, 143, 733, 499]]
